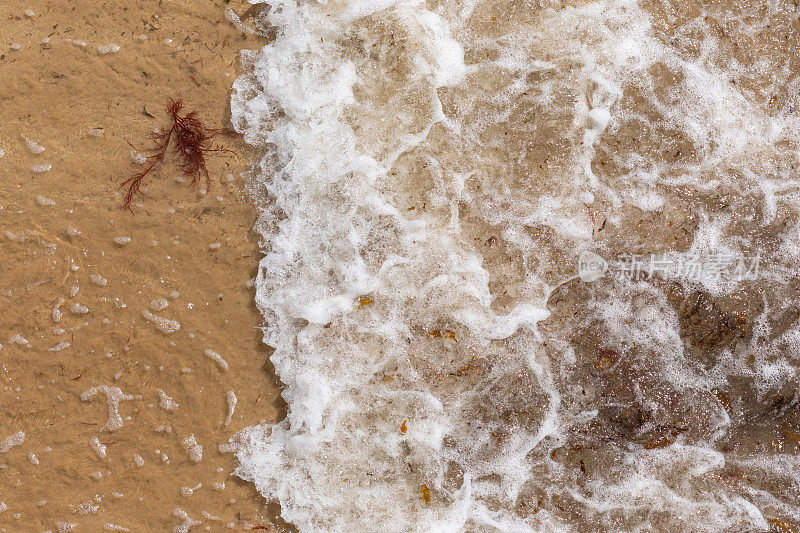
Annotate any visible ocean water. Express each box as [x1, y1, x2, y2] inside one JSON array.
[[228, 0, 800, 531]]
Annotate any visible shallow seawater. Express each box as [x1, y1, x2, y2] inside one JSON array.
[[229, 0, 800, 531]]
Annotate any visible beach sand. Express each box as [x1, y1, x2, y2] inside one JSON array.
[[0, 1, 285, 530]]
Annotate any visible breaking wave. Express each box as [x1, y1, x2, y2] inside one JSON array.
[[229, 0, 800, 530]]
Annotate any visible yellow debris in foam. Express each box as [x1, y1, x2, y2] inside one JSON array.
[[767, 518, 799, 533], [428, 329, 457, 342]]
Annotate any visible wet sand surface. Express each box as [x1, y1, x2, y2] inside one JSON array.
[[0, 1, 286, 530], [5, 0, 800, 531]]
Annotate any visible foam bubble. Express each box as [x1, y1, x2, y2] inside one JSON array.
[[80, 385, 135, 431], [98, 43, 121, 54], [0, 432, 25, 453]]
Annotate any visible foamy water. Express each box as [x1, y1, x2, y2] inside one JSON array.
[[229, 0, 800, 530]]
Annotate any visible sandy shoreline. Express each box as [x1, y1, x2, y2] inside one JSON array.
[[1, 1, 285, 530]]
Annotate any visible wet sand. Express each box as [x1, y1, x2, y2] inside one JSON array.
[[0, 1, 285, 530]]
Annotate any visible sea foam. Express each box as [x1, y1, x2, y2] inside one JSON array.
[[229, 0, 800, 530]]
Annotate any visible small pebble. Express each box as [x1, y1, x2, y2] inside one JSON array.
[[113, 236, 131, 246]]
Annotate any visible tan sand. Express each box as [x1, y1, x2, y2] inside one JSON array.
[[0, 1, 285, 530]]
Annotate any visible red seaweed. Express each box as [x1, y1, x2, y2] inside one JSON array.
[[121, 99, 235, 211]]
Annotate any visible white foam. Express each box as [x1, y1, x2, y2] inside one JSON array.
[[203, 349, 229, 371], [70, 303, 89, 314], [90, 436, 107, 458], [150, 298, 169, 311], [98, 43, 121, 54], [224, 390, 237, 427], [0, 431, 25, 453], [181, 435, 203, 462], [103, 524, 130, 532], [22, 135, 45, 154], [37, 195, 56, 206], [48, 341, 71, 352], [80, 385, 135, 431], [180, 483, 202, 496], [225, 6, 255, 35], [157, 389, 180, 411], [228, 0, 800, 529], [172, 508, 201, 533], [130, 150, 146, 164], [9, 334, 30, 348], [142, 310, 181, 334]]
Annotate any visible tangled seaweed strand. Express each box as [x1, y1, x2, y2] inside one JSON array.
[[121, 99, 235, 211]]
